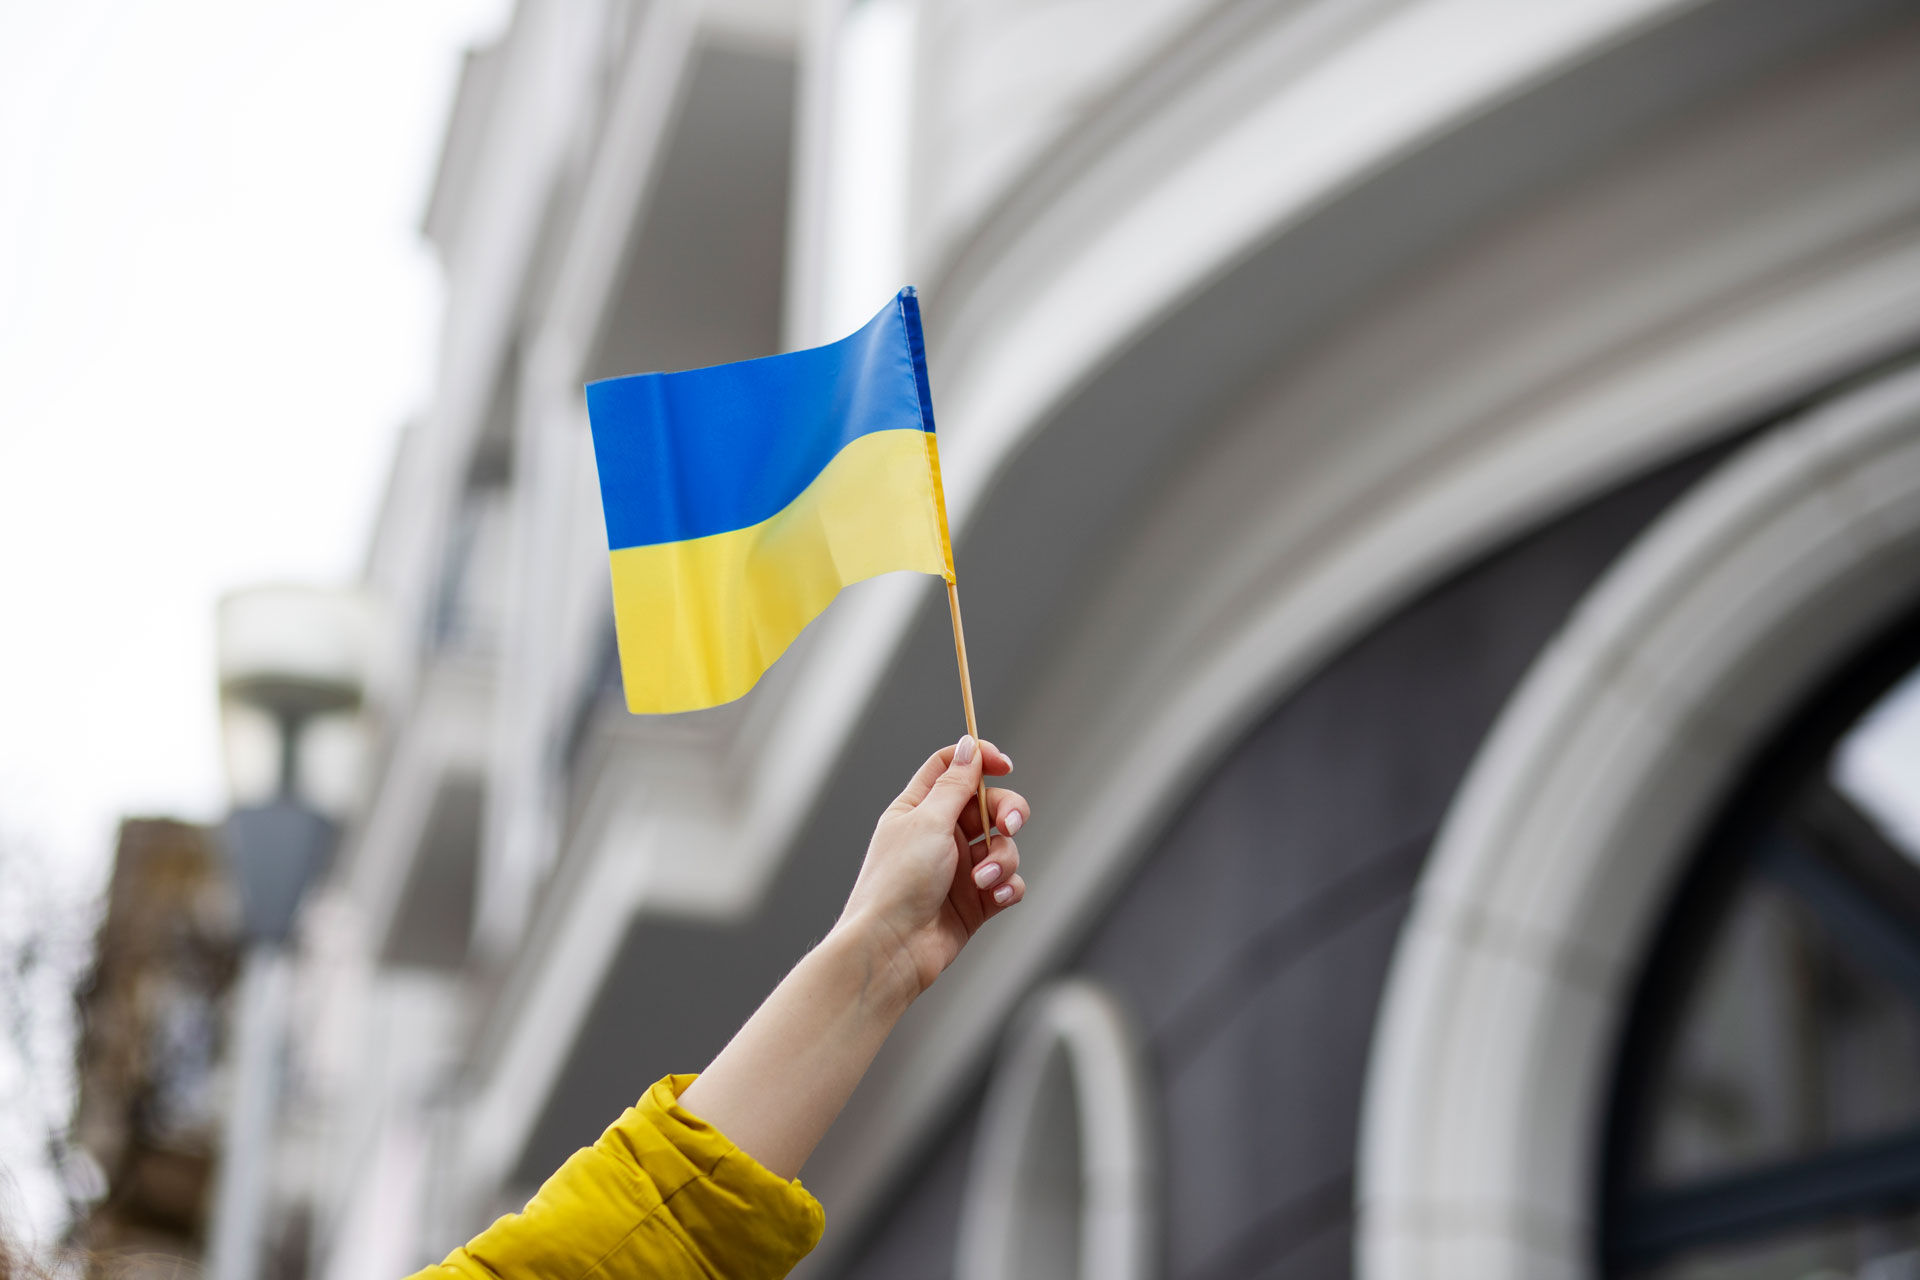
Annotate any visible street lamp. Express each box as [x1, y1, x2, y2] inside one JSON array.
[[207, 585, 372, 1280]]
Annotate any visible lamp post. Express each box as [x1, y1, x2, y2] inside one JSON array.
[[206, 586, 371, 1280]]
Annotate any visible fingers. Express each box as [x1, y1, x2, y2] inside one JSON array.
[[967, 834, 1024, 918], [989, 875, 1026, 913], [968, 834, 1021, 895], [893, 737, 1014, 810], [997, 787, 1027, 836], [958, 785, 1030, 843], [980, 840, 1026, 916], [920, 735, 988, 829]]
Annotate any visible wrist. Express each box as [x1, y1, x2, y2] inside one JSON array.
[[825, 910, 925, 1017]]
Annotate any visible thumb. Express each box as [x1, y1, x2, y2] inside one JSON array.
[[919, 735, 982, 828]]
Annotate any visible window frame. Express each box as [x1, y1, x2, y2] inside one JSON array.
[[1601, 611, 1920, 1274]]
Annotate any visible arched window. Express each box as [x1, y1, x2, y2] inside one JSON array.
[[1604, 619, 1920, 1277], [956, 980, 1157, 1280], [1358, 362, 1920, 1279]]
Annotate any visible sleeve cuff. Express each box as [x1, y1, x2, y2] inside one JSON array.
[[604, 1074, 825, 1275]]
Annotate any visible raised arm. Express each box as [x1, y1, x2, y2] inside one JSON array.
[[679, 733, 1028, 1177], [412, 736, 1029, 1280]]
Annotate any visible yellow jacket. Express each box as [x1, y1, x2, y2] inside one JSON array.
[[408, 1075, 824, 1280]]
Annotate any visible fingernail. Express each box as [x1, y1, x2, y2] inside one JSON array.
[[993, 884, 1015, 905], [1003, 810, 1023, 836], [973, 860, 1002, 889], [955, 734, 975, 765], [1001, 753, 1014, 772]]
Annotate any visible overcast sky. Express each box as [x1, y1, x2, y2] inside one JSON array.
[[0, 0, 508, 1238], [0, 0, 508, 876]]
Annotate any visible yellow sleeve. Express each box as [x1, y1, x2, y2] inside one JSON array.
[[407, 1074, 824, 1280]]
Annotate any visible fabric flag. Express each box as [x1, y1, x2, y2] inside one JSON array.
[[585, 288, 956, 714]]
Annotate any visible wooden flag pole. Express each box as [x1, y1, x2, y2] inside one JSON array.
[[945, 579, 994, 843]]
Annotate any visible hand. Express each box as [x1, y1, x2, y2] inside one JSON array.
[[678, 736, 1030, 1179], [836, 735, 1030, 997]]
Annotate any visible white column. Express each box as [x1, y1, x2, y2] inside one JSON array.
[[207, 947, 293, 1280], [818, 0, 916, 341]]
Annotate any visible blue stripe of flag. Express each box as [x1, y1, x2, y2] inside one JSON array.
[[586, 290, 935, 551]]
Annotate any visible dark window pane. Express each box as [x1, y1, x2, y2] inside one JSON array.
[[1607, 625, 1920, 1275], [1637, 1208, 1920, 1279], [1641, 868, 1920, 1190]]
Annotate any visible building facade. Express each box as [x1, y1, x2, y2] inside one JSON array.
[[73, 819, 237, 1277], [279, 1, 1920, 1277]]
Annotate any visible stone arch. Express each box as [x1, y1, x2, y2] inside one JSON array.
[[1358, 362, 1920, 1278]]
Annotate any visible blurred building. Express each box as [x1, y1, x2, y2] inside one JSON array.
[[271, 1, 1920, 1277], [72, 818, 237, 1276]]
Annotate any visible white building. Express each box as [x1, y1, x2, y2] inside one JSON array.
[[277, 1, 1920, 1277]]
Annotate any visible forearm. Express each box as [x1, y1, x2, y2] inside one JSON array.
[[678, 914, 918, 1180]]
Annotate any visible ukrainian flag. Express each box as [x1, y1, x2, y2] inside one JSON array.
[[585, 288, 956, 714]]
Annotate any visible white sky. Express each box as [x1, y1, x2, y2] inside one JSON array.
[[0, 0, 509, 1238], [0, 0, 508, 879], [1837, 665, 1920, 864]]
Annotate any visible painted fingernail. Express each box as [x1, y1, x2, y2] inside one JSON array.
[[1004, 810, 1024, 836], [1000, 753, 1014, 771], [955, 734, 975, 765], [993, 884, 1015, 905], [973, 860, 1002, 889]]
